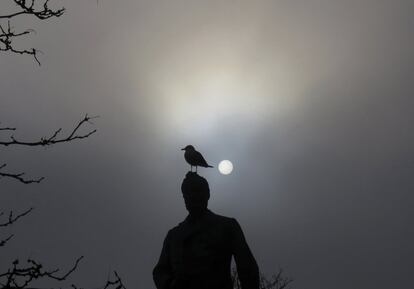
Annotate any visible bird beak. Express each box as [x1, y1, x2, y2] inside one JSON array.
[[181, 148, 185, 151]]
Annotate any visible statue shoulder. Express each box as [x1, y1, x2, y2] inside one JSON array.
[[209, 211, 239, 227]]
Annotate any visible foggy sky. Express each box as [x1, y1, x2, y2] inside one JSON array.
[[1, 1, 414, 288]]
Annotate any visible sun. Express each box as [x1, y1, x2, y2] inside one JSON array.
[[218, 160, 233, 175]]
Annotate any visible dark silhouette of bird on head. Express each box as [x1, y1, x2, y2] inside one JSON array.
[[181, 145, 213, 172]]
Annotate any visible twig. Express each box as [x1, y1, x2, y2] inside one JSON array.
[[0, 165, 44, 184], [0, 115, 98, 147], [0, 207, 34, 227], [0, 0, 65, 20], [103, 271, 126, 289], [0, 256, 84, 289], [0, 234, 14, 247], [0, 0, 65, 64]]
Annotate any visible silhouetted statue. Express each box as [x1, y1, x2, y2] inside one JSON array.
[[181, 145, 214, 172], [153, 172, 259, 289]]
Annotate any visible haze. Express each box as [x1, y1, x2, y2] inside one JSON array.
[[1, 1, 413, 288]]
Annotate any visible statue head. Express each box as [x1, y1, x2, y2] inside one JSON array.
[[181, 171, 210, 215]]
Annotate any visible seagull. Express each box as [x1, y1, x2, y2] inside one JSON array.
[[181, 145, 213, 172]]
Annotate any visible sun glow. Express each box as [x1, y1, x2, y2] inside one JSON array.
[[143, 31, 305, 139], [154, 64, 279, 138]]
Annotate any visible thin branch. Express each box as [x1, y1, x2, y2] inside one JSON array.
[[0, 256, 84, 289], [0, 20, 40, 64], [103, 271, 126, 289], [0, 0, 65, 20], [41, 256, 84, 281], [0, 234, 14, 247], [0, 0, 65, 64], [232, 268, 292, 289], [0, 208, 32, 248], [0, 164, 44, 184], [0, 114, 98, 147], [0, 207, 34, 227]]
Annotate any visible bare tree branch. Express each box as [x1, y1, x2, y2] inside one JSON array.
[[232, 268, 293, 289], [0, 4, 125, 289], [0, 114, 98, 147], [1, 115, 96, 183], [0, 0, 65, 64], [0, 164, 44, 184], [0, 234, 14, 247], [0, 256, 84, 289], [0, 0, 65, 20], [0, 20, 40, 64], [0, 207, 34, 227], [102, 271, 126, 289], [0, 208, 33, 248], [0, 258, 128, 289]]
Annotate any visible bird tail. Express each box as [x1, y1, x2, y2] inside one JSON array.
[[207, 165, 214, 168]]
